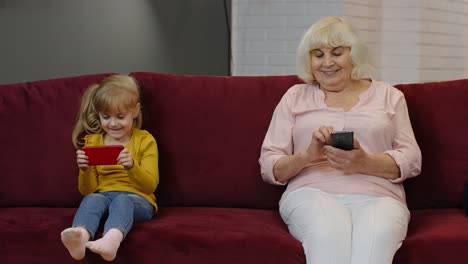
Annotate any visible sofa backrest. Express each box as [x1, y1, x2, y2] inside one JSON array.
[[133, 72, 468, 210], [0, 73, 113, 207], [395, 79, 468, 210], [131, 72, 301, 209], [2, 72, 467, 211]]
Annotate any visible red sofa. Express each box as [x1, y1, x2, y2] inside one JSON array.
[[1, 72, 467, 264]]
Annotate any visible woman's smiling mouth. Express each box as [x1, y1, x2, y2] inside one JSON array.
[[321, 69, 340, 76]]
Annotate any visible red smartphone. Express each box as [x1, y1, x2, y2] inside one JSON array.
[[82, 145, 124, 166]]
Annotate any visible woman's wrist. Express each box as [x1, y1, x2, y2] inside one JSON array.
[[296, 151, 312, 167], [359, 154, 400, 180]]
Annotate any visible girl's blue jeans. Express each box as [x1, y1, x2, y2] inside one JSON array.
[[72, 191, 154, 240]]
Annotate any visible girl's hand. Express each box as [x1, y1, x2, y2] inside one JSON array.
[[76, 149, 89, 169], [322, 138, 369, 173], [117, 148, 134, 170]]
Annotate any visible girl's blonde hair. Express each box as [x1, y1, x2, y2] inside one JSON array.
[[72, 75, 142, 149], [296, 16, 371, 84]]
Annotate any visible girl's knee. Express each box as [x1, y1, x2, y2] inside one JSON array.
[[82, 193, 109, 206], [111, 194, 134, 208]]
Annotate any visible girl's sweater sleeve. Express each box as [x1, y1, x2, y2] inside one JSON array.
[[127, 133, 159, 195], [78, 167, 99, 195]]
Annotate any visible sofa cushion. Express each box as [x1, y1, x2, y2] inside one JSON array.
[[0, 73, 114, 207], [0, 208, 76, 263], [0, 207, 305, 264], [395, 79, 468, 210], [394, 209, 468, 263], [131, 72, 302, 209], [129, 207, 304, 263]]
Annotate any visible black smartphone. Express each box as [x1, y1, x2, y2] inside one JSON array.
[[330, 131, 354, 151]]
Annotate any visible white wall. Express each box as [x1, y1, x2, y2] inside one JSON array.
[[232, 0, 343, 76], [232, 0, 468, 84]]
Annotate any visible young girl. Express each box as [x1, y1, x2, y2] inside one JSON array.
[[61, 75, 159, 261]]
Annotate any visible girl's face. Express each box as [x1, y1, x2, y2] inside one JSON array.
[[99, 105, 139, 144], [310, 46, 354, 91]]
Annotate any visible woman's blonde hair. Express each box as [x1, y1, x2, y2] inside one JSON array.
[[72, 75, 142, 149], [296, 16, 371, 84]]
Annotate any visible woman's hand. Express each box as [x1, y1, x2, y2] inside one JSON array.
[[76, 149, 89, 170], [117, 148, 134, 170], [322, 138, 400, 180], [273, 126, 332, 183], [305, 125, 334, 162], [322, 138, 368, 173]]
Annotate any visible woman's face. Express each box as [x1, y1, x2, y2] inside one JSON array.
[[310, 46, 354, 90]]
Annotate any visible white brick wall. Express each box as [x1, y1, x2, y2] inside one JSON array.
[[232, 0, 468, 84], [232, 0, 343, 76]]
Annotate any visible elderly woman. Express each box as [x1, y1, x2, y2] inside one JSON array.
[[259, 16, 421, 264]]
